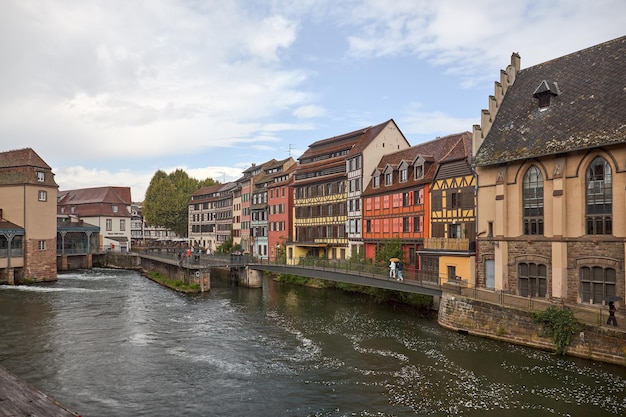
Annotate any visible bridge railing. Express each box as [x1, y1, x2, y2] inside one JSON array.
[[250, 256, 444, 288]]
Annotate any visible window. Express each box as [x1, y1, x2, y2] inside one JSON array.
[[447, 191, 459, 209], [120, 219, 126, 231], [518, 262, 547, 297], [579, 266, 616, 304], [447, 266, 456, 281], [37, 171, 45, 182], [523, 166, 544, 235], [38, 190, 47, 201], [373, 175, 380, 188], [413, 216, 422, 232], [586, 157, 612, 235], [106, 219, 112, 231], [112, 205, 118, 213], [448, 224, 461, 238], [415, 164, 424, 179], [402, 192, 410, 207], [400, 167, 408, 182], [403, 217, 410, 232], [385, 172, 392, 186], [38, 240, 46, 250]]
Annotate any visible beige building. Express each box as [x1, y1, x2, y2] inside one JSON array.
[[58, 186, 133, 252], [473, 36, 625, 305], [0, 148, 58, 283], [290, 119, 409, 261]]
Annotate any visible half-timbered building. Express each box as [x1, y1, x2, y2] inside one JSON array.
[[289, 120, 409, 262]]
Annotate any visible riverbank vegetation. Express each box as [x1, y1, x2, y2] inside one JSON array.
[[276, 273, 433, 311], [144, 271, 200, 293], [531, 306, 584, 355]]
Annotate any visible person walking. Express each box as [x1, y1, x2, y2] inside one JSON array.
[[389, 260, 396, 279], [607, 301, 618, 326], [396, 261, 403, 281]]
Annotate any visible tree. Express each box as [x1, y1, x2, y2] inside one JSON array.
[[143, 169, 218, 237], [375, 237, 403, 265]]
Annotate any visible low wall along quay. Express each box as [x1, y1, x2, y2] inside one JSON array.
[[438, 290, 626, 366]]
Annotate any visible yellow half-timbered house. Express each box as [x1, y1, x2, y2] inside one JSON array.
[[419, 132, 475, 284]]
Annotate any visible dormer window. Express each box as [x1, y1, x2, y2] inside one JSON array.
[[400, 167, 407, 182], [415, 164, 424, 179], [373, 173, 380, 188], [385, 172, 393, 186], [533, 80, 560, 109], [37, 171, 45, 182]]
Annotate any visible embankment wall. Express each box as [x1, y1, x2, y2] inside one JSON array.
[[438, 292, 626, 366]]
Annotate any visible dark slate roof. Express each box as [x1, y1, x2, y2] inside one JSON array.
[[474, 36, 626, 166]]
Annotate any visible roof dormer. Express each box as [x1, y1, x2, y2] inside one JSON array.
[[533, 80, 560, 109]]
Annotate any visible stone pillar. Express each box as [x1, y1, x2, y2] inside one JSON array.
[[239, 268, 263, 288]]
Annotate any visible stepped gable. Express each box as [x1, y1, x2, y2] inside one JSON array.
[[474, 36, 626, 166]]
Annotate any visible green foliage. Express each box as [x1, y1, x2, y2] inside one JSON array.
[[148, 271, 200, 292], [531, 307, 584, 355], [375, 237, 403, 265], [277, 274, 432, 309], [143, 169, 218, 237]]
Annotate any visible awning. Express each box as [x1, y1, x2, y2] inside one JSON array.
[[107, 236, 129, 242]]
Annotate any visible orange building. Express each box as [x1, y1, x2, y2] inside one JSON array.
[[362, 133, 472, 279]]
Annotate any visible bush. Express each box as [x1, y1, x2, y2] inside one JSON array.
[[531, 306, 584, 355]]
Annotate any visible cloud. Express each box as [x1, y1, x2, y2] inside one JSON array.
[[343, 0, 626, 85], [0, 0, 311, 164], [293, 104, 327, 118]]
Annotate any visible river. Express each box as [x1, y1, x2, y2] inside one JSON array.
[[0, 268, 624, 416]]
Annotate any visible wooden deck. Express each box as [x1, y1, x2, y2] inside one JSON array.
[[0, 365, 79, 417]]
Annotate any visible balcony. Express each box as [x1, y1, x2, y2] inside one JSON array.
[[423, 237, 471, 251]]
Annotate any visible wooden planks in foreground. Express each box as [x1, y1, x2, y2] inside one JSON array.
[[0, 365, 79, 417]]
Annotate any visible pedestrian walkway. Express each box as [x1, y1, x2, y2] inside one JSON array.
[[0, 365, 79, 417]]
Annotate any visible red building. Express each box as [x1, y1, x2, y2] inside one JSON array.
[[362, 133, 471, 275], [267, 163, 296, 260]]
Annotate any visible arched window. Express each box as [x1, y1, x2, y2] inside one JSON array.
[[579, 266, 616, 304], [518, 262, 547, 297], [586, 157, 612, 235], [523, 166, 544, 235]]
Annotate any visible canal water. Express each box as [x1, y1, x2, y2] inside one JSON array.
[[0, 268, 624, 417]]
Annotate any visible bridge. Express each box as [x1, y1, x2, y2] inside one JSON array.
[[135, 250, 445, 297]]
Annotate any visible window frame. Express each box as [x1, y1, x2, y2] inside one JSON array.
[[522, 165, 544, 236]]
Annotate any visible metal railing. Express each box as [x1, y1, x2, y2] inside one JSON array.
[[459, 286, 623, 329], [0, 248, 24, 258]]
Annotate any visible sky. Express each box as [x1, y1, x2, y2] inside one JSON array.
[[1, 1, 624, 201]]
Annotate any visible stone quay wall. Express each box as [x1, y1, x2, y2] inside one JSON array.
[[437, 291, 626, 366]]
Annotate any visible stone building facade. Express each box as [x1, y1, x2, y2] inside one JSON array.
[[473, 36, 626, 305]]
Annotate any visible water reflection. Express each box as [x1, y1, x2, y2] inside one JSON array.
[[0, 269, 624, 416]]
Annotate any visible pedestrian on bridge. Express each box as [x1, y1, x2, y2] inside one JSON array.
[[389, 260, 396, 278], [396, 261, 403, 281]]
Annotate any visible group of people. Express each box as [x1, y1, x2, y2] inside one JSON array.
[[389, 260, 403, 281]]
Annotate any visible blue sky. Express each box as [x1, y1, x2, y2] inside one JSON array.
[[1, 0, 624, 200]]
